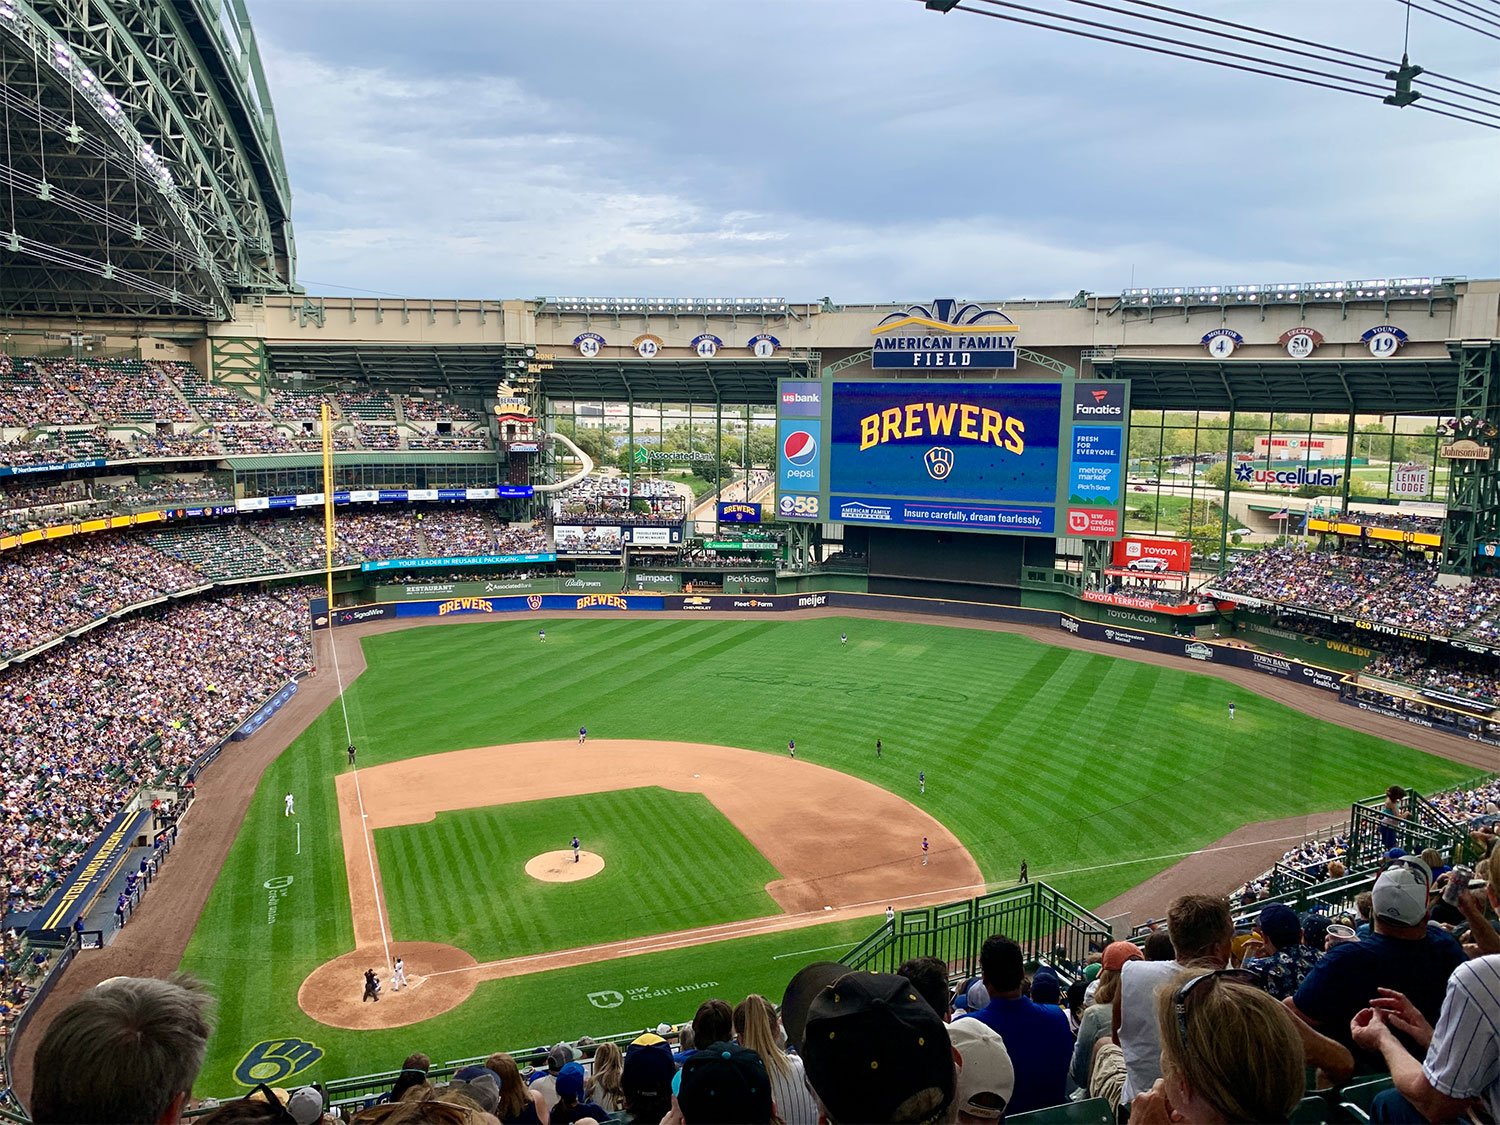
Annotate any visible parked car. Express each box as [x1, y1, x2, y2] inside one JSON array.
[[1126, 557, 1170, 572]]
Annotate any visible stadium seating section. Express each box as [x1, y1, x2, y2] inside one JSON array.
[[0, 355, 494, 463]]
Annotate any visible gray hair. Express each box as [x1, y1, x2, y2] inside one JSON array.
[[30, 974, 215, 1124]]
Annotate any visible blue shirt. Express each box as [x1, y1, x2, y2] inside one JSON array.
[[1293, 927, 1466, 1071], [961, 996, 1073, 1114]]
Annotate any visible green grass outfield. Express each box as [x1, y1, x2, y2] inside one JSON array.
[[181, 616, 1477, 1093], [380, 789, 781, 963]]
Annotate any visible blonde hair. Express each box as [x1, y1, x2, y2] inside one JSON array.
[[733, 993, 793, 1083], [1155, 971, 1305, 1123], [589, 1041, 624, 1106], [1092, 966, 1122, 1007]]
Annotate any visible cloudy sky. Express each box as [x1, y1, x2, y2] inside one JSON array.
[[246, 0, 1499, 302]]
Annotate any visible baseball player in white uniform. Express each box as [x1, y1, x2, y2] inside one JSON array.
[[392, 957, 408, 991], [284, 793, 295, 817]]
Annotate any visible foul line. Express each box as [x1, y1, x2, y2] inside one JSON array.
[[421, 829, 1324, 981], [772, 941, 861, 961], [327, 626, 393, 975]]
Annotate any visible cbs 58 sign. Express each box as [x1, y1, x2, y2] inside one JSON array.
[[778, 494, 820, 518]]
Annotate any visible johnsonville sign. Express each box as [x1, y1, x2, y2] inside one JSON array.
[[1441, 440, 1493, 461]]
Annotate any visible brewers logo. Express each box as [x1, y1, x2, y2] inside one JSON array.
[[722, 503, 758, 517], [526, 594, 543, 611], [576, 594, 628, 610], [923, 447, 954, 480], [437, 597, 494, 615]]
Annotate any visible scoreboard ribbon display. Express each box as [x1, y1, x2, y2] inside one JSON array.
[[777, 376, 1128, 539]]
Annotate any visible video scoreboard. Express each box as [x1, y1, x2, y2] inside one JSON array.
[[775, 376, 1129, 539]]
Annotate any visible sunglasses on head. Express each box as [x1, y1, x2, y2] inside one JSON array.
[[1173, 968, 1264, 1048]]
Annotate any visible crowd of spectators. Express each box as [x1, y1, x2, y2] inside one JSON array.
[[397, 395, 484, 422], [0, 508, 553, 659], [1215, 546, 1500, 642], [1, 588, 312, 917], [406, 429, 491, 451], [0, 479, 88, 512], [1326, 509, 1446, 536], [0, 357, 498, 466], [91, 475, 233, 508], [553, 475, 686, 526], [1364, 648, 1500, 706], [0, 535, 205, 660]]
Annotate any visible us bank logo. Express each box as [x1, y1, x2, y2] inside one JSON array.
[[783, 430, 818, 466], [871, 299, 1019, 370]]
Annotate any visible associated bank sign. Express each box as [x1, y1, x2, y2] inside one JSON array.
[[870, 299, 1019, 370]]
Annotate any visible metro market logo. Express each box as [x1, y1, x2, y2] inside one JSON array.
[[1234, 463, 1341, 487]]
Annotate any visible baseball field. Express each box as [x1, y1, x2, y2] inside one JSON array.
[[179, 615, 1476, 1093]]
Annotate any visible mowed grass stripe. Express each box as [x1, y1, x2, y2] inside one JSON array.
[[183, 616, 1479, 1091], [378, 788, 780, 963]]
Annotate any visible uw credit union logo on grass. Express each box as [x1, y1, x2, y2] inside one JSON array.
[[783, 430, 818, 466]]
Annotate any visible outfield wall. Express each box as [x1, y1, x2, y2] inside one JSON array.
[[313, 589, 1500, 749], [317, 588, 1344, 689]]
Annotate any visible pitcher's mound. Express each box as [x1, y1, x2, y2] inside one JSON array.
[[527, 850, 604, 882]]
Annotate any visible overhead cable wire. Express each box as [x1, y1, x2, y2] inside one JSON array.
[[1402, 0, 1500, 40], [1419, 0, 1500, 31], [931, 0, 1500, 130], [1110, 0, 1500, 101], [964, 0, 1395, 94]]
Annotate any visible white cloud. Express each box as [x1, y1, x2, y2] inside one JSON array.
[[252, 3, 1500, 300]]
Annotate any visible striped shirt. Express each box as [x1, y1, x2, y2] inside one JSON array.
[[1424, 953, 1500, 1121], [768, 1051, 821, 1125]]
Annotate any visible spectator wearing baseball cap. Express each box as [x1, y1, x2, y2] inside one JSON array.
[[1243, 903, 1321, 1000], [800, 970, 956, 1123], [1289, 856, 1467, 1073], [1071, 941, 1141, 1093], [947, 1018, 1015, 1123], [528, 1042, 577, 1111], [677, 1043, 773, 1124], [960, 936, 1072, 1115], [550, 1062, 607, 1124], [621, 1033, 677, 1124]]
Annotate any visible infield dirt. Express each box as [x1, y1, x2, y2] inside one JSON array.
[[12, 609, 1491, 1099]]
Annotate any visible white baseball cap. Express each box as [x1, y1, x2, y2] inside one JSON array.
[[948, 1019, 1015, 1120], [1374, 857, 1432, 927]]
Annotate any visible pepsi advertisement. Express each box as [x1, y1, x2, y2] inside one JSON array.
[[776, 376, 1129, 539]]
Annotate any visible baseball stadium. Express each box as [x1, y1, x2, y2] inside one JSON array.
[[2, 1, 1500, 1123]]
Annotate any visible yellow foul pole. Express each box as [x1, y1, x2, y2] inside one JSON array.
[[321, 403, 336, 608]]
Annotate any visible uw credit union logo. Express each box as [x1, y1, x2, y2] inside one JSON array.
[[783, 430, 818, 466]]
